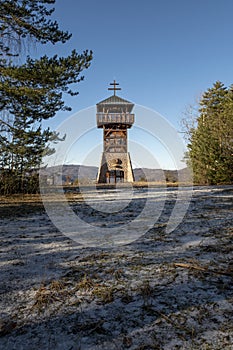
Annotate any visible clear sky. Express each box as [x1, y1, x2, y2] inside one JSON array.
[[39, 0, 233, 169]]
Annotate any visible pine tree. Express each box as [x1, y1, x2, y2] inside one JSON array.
[[0, 0, 93, 194], [0, 0, 71, 56], [186, 81, 233, 185]]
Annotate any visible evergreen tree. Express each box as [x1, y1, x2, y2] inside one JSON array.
[[0, 0, 71, 56], [186, 81, 233, 185], [0, 0, 93, 194]]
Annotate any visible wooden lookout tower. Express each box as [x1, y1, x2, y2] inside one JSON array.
[[96, 81, 135, 183]]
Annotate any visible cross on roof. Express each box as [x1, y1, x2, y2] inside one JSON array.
[[108, 80, 121, 96]]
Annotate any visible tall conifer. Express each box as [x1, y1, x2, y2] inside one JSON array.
[[0, 0, 93, 193]]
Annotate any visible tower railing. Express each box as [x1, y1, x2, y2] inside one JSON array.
[[96, 113, 134, 127]]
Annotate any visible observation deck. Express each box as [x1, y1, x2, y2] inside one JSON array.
[[96, 112, 134, 128]]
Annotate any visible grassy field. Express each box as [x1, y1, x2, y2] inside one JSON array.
[[0, 186, 233, 349]]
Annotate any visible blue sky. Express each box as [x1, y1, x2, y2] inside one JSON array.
[[39, 0, 233, 169]]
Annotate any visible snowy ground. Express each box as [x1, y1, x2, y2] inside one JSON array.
[[0, 186, 233, 350]]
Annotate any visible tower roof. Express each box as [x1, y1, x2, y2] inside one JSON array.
[[97, 94, 134, 107]]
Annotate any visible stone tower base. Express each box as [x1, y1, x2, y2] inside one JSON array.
[[97, 152, 134, 183]]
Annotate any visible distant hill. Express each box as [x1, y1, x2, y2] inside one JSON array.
[[40, 164, 98, 185], [41, 164, 191, 184], [133, 167, 191, 183]]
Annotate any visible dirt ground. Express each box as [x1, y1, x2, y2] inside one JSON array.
[[0, 186, 232, 350]]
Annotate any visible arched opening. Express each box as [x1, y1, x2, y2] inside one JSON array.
[[106, 169, 124, 183]]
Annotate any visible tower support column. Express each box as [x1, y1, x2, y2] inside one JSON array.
[[97, 152, 134, 183]]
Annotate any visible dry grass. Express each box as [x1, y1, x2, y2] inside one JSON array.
[[92, 285, 114, 304], [174, 261, 233, 277], [75, 275, 96, 291], [32, 280, 68, 312]]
